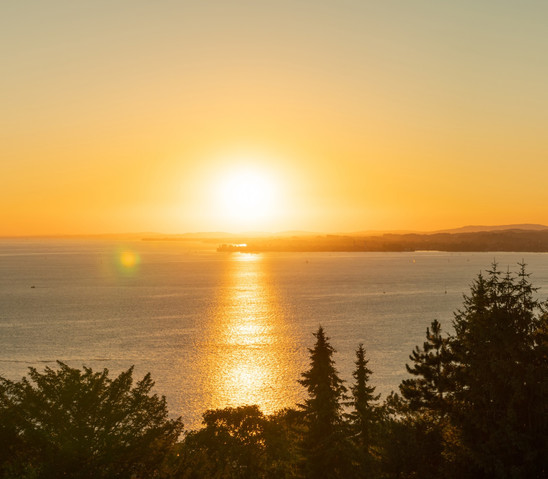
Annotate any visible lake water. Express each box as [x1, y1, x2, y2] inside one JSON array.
[[2, 239, 548, 429]]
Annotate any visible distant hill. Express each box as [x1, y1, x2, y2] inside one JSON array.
[[432, 224, 548, 234], [217, 228, 548, 253], [349, 224, 548, 236]]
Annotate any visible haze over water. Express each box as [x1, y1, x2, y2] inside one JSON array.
[[2, 239, 548, 429]]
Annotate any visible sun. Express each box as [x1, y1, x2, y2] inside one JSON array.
[[216, 167, 278, 229]]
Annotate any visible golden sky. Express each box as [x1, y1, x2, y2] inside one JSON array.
[[2, 1, 548, 235]]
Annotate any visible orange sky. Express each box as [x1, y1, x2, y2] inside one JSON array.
[[2, 1, 548, 236]]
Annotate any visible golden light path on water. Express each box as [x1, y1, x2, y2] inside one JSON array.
[[197, 253, 301, 417]]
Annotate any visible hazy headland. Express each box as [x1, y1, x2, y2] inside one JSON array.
[[212, 224, 548, 253]]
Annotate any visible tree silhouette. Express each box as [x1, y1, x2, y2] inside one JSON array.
[[298, 326, 351, 478], [390, 320, 453, 478], [450, 263, 548, 477], [174, 405, 300, 478], [400, 319, 452, 416], [346, 344, 380, 475], [389, 263, 548, 478], [0, 362, 183, 479]]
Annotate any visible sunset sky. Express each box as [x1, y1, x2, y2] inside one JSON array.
[[2, 1, 547, 236]]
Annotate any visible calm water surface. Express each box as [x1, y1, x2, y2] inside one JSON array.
[[2, 239, 548, 429]]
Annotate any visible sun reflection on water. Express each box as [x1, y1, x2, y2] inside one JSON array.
[[196, 253, 299, 418]]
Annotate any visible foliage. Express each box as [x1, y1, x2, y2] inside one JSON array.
[[379, 392, 446, 479], [0, 362, 183, 479], [298, 326, 352, 478], [449, 263, 548, 477], [346, 344, 380, 476], [400, 319, 452, 416], [171, 405, 301, 479], [390, 263, 548, 478], [392, 320, 453, 477]]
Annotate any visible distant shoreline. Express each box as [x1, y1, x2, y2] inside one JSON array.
[[216, 229, 548, 253]]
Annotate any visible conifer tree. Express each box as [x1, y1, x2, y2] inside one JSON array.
[[298, 326, 350, 478], [450, 263, 548, 477], [346, 344, 380, 475], [400, 319, 451, 416], [392, 320, 452, 478], [393, 263, 548, 478]]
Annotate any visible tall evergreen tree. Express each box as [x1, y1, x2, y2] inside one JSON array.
[[391, 263, 548, 479], [346, 344, 380, 476], [450, 263, 548, 478], [298, 326, 350, 478]]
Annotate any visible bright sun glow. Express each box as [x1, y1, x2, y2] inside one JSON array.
[[216, 167, 278, 229]]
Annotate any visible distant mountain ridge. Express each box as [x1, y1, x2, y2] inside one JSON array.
[[432, 224, 548, 234], [347, 224, 548, 237]]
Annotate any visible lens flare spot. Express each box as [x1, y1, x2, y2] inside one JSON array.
[[119, 251, 139, 269]]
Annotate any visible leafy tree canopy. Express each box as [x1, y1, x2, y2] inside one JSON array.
[[0, 362, 183, 479]]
